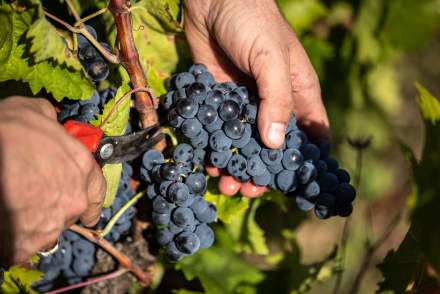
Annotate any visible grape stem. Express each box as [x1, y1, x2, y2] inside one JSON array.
[[99, 191, 145, 238], [69, 224, 153, 286], [42, 9, 120, 64], [108, 0, 160, 129], [46, 268, 128, 294]]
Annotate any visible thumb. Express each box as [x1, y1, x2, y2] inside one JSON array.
[[253, 46, 294, 149]]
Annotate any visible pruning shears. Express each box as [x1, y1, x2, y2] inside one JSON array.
[[63, 120, 164, 167]]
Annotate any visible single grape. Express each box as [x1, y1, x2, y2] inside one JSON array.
[[185, 173, 207, 194], [247, 155, 267, 176], [165, 241, 185, 262], [218, 100, 240, 121], [79, 45, 99, 62], [317, 172, 339, 193], [209, 130, 232, 152], [195, 224, 215, 249], [315, 193, 336, 219], [286, 130, 307, 149], [276, 170, 297, 192], [225, 91, 243, 105], [167, 182, 190, 204], [335, 169, 351, 183], [86, 60, 109, 81], [175, 232, 201, 254], [157, 228, 173, 246], [172, 207, 195, 229], [300, 180, 321, 199], [196, 71, 216, 87], [335, 183, 356, 203], [261, 148, 283, 166], [233, 86, 249, 103], [147, 184, 158, 199], [192, 148, 206, 166], [241, 138, 262, 157], [205, 117, 224, 133], [252, 169, 271, 186], [187, 82, 208, 103], [336, 203, 353, 217], [189, 63, 208, 76], [295, 196, 315, 211], [302, 143, 321, 161], [174, 72, 195, 89], [152, 212, 171, 226], [316, 140, 331, 159], [153, 196, 174, 214], [173, 88, 187, 103], [190, 129, 209, 149], [163, 90, 174, 109], [281, 148, 304, 171], [168, 108, 184, 127], [176, 98, 199, 118], [160, 163, 180, 181], [232, 123, 252, 148], [227, 154, 248, 177], [181, 118, 203, 138], [190, 196, 209, 215], [195, 203, 217, 223], [297, 161, 318, 184], [223, 119, 245, 139], [315, 160, 328, 175], [324, 157, 339, 172], [79, 91, 100, 106], [77, 25, 98, 48], [205, 90, 224, 108], [267, 162, 284, 174], [168, 221, 184, 234], [243, 103, 257, 124], [197, 104, 218, 125], [209, 150, 233, 168], [173, 143, 194, 164]]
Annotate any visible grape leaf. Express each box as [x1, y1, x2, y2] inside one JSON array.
[[225, 198, 269, 255], [205, 179, 249, 224], [177, 234, 265, 294], [0, 4, 94, 100], [136, 0, 182, 33], [91, 83, 131, 207], [91, 83, 132, 136], [378, 84, 440, 292], [1, 266, 43, 294], [278, 0, 327, 34], [27, 13, 82, 70], [102, 163, 123, 208]]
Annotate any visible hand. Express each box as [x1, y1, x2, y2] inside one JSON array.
[[0, 97, 106, 265], [184, 0, 329, 197]]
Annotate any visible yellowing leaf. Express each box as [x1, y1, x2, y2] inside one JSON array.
[[1, 266, 43, 294], [102, 163, 123, 208], [415, 82, 440, 124], [135, 0, 182, 33], [91, 83, 132, 136]]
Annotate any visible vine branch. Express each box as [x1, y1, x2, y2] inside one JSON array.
[[108, 0, 159, 129], [69, 225, 153, 286], [47, 268, 128, 294]]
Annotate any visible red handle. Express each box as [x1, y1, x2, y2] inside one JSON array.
[[63, 120, 104, 153]]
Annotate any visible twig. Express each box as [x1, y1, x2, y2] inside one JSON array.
[[65, 0, 81, 23], [74, 7, 109, 27], [47, 268, 128, 294], [108, 0, 159, 129], [43, 10, 120, 63], [69, 225, 152, 285], [332, 145, 366, 294], [348, 212, 402, 294], [100, 192, 144, 238], [98, 87, 150, 128]]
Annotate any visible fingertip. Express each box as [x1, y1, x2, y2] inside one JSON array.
[[219, 176, 241, 196], [240, 183, 269, 198]]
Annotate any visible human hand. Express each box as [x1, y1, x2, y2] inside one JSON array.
[[0, 97, 106, 265], [184, 0, 329, 197]]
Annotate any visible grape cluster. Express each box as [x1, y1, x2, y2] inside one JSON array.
[[33, 231, 97, 292], [163, 64, 356, 219], [77, 25, 110, 82], [140, 146, 216, 261], [58, 87, 116, 123], [34, 162, 137, 291]]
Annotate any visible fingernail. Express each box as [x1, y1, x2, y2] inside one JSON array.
[[267, 122, 286, 147]]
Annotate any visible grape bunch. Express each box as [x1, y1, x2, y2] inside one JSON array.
[[140, 146, 216, 261], [34, 231, 97, 292], [163, 64, 356, 219], [35, 162, 137, 291], [58, 87, 116, 123], [77, 25, 110, 82]]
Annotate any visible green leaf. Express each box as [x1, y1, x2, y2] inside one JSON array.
[[27, 14, 82, 69], [205, 179, 249, 224], [102, 163, 123, 208], [177, 236, 265, 294], [277, 0, 327, 35], [383, 0, 440, 51], [415, 82, 440, 124], [91, 83, 132, 136], [377, 225, 424, 293], [225, 199, 269, 255], [1, 266, 43, 294], [0, 4, 94, 100], [137, 0, 182, 33]]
